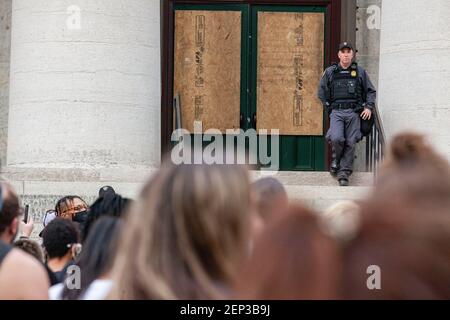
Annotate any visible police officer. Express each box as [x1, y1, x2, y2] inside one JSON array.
[[318, 42, 377, 186]]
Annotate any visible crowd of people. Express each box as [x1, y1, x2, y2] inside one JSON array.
[[0, 131, 449, 299]]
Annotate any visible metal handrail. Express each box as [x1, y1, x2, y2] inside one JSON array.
[[365, 104, 386, 176], [173, 93, 182, 130]]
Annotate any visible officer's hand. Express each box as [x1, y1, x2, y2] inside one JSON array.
[[361, 108, 372, 120]]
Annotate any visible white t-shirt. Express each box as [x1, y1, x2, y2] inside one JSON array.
[[49, 279, 113, 300]]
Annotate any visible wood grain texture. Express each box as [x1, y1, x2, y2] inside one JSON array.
[[174, 10, 241, 132], [257, 12, 324, 135]]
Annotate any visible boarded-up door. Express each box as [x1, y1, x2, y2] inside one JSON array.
[[173, 4, 327, 171]]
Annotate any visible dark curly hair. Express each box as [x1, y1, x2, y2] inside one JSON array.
[[42, 218, 79, 259]]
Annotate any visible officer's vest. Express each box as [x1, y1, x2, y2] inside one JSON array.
[[330, 63, 362, 104]]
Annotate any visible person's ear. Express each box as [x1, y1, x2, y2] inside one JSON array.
[[10, 217, 19, 239], [71, 245, 77, 259]]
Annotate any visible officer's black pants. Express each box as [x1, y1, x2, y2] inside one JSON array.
[[326, 109, 362, 179]]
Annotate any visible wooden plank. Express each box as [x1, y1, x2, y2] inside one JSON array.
[[174, 10, 242, 132], [256, 12, 324, 135]]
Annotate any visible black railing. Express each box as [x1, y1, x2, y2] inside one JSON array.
[[365, 105, 386, 176], [173, 93, 182, 130]]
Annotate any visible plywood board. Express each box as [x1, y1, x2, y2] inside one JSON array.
[[174, 11, 242, 133], [256, 12, 324, 135]]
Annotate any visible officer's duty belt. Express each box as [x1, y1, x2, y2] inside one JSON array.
[[332, 103, 357, 110]]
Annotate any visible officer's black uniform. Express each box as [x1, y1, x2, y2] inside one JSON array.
[[317, 42, 377, 185]]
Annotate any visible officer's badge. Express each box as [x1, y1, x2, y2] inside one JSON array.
[[351, 70, 357, 77]]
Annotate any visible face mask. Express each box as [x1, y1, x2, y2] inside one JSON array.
[[72, 210, 88, 224]]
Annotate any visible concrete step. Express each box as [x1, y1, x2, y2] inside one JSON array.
[[286, 185, 372, 211], [251, 171, 374, 211], [251, 171, 374, 187]]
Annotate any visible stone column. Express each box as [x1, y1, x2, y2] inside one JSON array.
[[0, 0, 12, 166], [378, 0, 450, 159], [7, 0, 161, 170]]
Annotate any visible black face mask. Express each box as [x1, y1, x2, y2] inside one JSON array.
[[72, 210, 88, 224]]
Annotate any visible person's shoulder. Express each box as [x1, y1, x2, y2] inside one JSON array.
[[322, 63, 338, 78], [355, 64, 368, 75], [325, 63, 339, 73]]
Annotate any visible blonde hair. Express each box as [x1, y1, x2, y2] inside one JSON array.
[[109, 161, 252, 299]]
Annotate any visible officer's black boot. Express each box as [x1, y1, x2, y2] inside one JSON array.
[[338, 177, 349, 186], [338, 171, 349, 186], [330, 153, 339, 178]]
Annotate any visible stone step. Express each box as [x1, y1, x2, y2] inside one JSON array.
[[251, 171, 374, 187], [286, 185, 372, 212], [250, 171, 374, 211]]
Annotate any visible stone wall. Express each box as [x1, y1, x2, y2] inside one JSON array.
[[353, 0, 382, 172], [0, 0, 11, 167], [378, 0, 450, 160], [356, 0, 381, 88]]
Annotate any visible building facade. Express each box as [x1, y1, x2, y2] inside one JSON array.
[[1, 0, 449, 232]]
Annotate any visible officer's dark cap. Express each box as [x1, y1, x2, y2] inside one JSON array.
[[338, 42, 354, 51]]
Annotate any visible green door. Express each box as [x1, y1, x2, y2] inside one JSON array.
[[251, 6, 327, 171], [173, 4, 326, 171]]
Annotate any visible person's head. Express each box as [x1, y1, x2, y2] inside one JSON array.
[[338, 42, 354, 67], [42, 218, 80, 261], [342, 189, 450, 299], [341, 132, 450, 299], [376, 132, 450, 212], [55, 196, 89, 221], [110, 161, 254, 299], [234, 203, 341, 299], [380, 132, 450, 179], [98, 185, 115, 198], [13, 239, 44, 263], [82, 193, 130, 242], [252, 177, 289, 223], [62, 217, 121, 300], [0, 182, 21, 244], [321, 200, 361, 242]]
